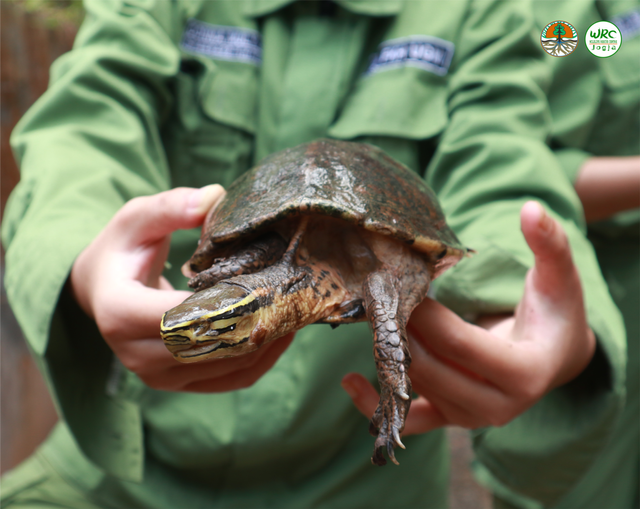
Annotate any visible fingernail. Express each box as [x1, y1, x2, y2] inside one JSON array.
[[341, 380, 359, 399], [534, 203, 553, 236], [188, 185, 224, 215]]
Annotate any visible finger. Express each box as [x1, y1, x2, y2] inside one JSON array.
[[402, 396, 449, 435], [516, 202, 594, 387], [520, 201, 576, 297], [97, 284, 192, 342], [158, 276, 175, 291], [114, 337, 182, 374], [179, 333, 296, 393], [407, 334, 512, 424], [124, 331, 296, 391], [117, 334, 276, 383], [414, 390, 491, 430], [163, 333, 293, 386], [408, 299, 523, 385], [115, 185, 225, 248], [341, 374, 450, 435], [145, 237, 172, 288], [113, 237, 174, 285], [341, 373, 380, 417]]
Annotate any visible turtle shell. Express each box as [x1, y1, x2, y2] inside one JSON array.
[[187, 139, 467, 274]]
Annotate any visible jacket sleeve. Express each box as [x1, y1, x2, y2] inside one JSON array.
[[424, 1, 626, 505], [1, 0, 195, 481]]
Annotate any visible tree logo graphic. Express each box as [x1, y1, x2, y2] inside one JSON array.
[[540, 20, 579, 57]]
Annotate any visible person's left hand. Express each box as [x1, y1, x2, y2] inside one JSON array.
[[70, 186, 295, 393], [341, 201, 596, 433]]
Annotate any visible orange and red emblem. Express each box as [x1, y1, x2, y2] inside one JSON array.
[[540, 20, 579, 57]]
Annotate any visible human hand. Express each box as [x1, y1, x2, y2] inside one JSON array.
[[70, 186, 294, 393], [575, 156, 640, 222], [342, 201, 595, 433]]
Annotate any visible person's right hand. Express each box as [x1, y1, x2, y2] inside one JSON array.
[[342, 202, 595, 433], [70, 186, 294, 393]]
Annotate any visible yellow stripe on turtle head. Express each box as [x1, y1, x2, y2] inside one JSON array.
[[204, 293, 258, 320], [161, 294, 259, 332]]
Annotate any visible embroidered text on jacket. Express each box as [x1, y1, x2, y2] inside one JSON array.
[[181, 19, 262, 65], [365, 35, 455, 77]]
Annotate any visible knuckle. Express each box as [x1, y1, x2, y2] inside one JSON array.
[[439, 407, 478, 430], [487, 406, 518, 427], [137, 372, 170, 391], [154, 191, 175, 214], [502, 357, 549, 402], [118, 352, 145, 375], [116, 196, 145, 223], [458, 416, 485, 429], [115, 191, 177, 230], [95, 313, 122, 345], [521, 371, 548, 400], [507, 375, 547, 409]]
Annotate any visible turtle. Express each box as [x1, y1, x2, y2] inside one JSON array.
[[160, 139, 471, 466]]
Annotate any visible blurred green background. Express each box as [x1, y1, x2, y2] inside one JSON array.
[[1, 0, 81, 476]]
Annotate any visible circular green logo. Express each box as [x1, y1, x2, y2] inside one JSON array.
[[586, 21, 622, 57]]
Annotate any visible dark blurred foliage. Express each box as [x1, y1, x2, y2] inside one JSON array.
[[11, 0, 84, 28]]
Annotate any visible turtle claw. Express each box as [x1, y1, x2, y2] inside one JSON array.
[[387, 441, 399, 465], [397, 389, 410, 401], [393, 428, 406, 449], [371, 446, 387, 466], [369, 379, 411, 466]]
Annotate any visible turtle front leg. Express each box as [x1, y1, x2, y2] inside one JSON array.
[[364, 270, 413, 466], [189, 233, 287, 291]]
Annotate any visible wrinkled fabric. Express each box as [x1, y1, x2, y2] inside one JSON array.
[[479, 2, 639, 509], [1, 1, 626, 507]]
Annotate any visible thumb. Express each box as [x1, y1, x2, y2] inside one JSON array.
[[517, 201, 595, 388], [520, 201, 576, 298], [115, 185, 225, 248]]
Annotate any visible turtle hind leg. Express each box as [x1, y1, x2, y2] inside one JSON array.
[[364, 270, 413, 466], [189, 232, 287, 292]]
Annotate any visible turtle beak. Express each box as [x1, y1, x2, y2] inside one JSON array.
[[160, 283, 262, 362]]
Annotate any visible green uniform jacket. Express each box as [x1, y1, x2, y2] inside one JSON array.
[[482, 2, 640, 509], [1, 1, 626, 507]]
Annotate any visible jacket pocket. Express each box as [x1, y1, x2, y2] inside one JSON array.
[[164, 57, 257, 190], [599, 41, 639, 90], [327, 66, 449, 173], [328, 66, 449, 142], [198, 58, 258, 135]]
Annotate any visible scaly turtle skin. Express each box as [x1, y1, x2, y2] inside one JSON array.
[[161, 139, 471, 466]]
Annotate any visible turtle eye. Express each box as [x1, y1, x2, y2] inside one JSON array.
[[204, 317, 240, 337], [435, 248, 448, 260], [211, 295, 261, 321]]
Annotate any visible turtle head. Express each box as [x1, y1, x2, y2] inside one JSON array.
[[160, 284, 265, 363]]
